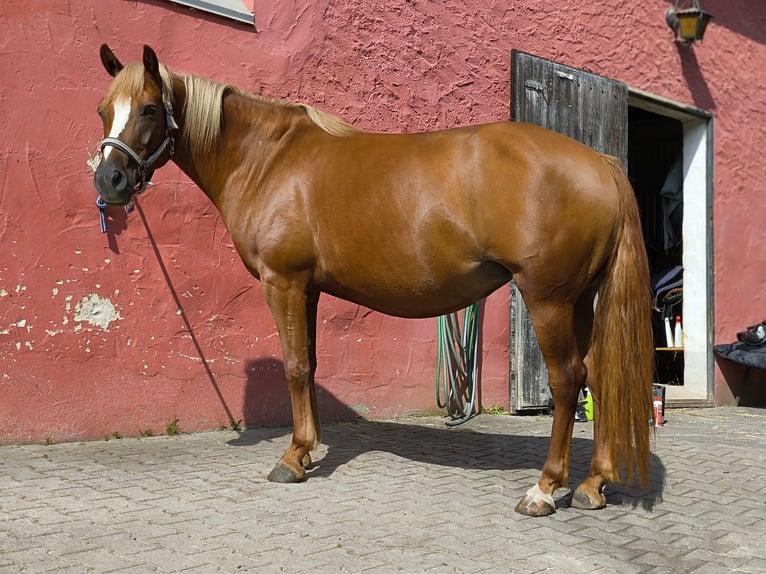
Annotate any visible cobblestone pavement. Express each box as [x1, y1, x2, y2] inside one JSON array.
[[1, 407, 765, 573]]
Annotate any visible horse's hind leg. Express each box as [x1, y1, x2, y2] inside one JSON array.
[[563, 288, 615, 510], [570, 352, 614, 510], [262, 276, 321, 483], [514, 298, 587, 517]]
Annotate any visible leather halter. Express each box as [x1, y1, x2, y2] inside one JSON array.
[[100, 83, 179, 196]]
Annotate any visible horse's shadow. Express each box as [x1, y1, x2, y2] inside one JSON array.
[[230, 358, 665, 511]]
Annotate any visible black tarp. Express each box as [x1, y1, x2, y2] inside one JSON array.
[[714, 342, 766, 370]]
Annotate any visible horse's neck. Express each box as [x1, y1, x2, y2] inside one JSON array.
[[165, 78, 206, 192], [170, 88, 301, 208]]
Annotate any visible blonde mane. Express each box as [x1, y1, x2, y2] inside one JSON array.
[[101, 62, 359, 157], [184, 76, 360, 153], [182, 73, 231, 155], [183, 77, 359, 155]]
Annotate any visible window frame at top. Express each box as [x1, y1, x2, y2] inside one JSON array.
[[166, 0, 254, 26]]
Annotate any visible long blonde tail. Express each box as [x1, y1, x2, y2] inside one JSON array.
[[592, 155, 654, 485]]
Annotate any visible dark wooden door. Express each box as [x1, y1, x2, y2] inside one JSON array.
[[509, 50, 628, 412]]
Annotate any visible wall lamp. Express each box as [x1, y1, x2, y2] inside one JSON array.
[[666, 0, 713, 43]]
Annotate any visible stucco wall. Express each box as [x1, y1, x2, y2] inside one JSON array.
[[1, 0, 765, 442]]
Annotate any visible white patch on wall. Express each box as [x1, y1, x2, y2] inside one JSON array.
[[73, 294, 122, 331]]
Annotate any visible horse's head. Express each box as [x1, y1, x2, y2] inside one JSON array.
[[93, 44, 178, 206]]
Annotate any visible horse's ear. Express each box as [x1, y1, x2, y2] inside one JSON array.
[[142, 45, 162, 87], [100, 44, 123, 77]]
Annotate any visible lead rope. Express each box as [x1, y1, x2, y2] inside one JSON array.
[[436, 302, 480, 427]]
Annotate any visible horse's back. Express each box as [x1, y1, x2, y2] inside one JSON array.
[[314, 121, 619, 236]]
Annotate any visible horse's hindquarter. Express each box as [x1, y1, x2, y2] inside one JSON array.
[[462, 123, 621, 302], [247, 122, 620, 317]]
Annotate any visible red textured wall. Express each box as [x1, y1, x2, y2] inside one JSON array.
[[1, 1, 765, 442]]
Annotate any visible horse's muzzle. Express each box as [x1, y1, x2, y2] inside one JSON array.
[[93, 162, 141, 206]]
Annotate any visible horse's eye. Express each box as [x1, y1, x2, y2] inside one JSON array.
[[142, 105, 157, 117]]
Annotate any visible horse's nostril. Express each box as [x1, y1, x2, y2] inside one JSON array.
[[111, 169, 123, 186]]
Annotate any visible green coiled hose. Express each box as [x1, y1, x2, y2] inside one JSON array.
[[436, 302, 480, 426]]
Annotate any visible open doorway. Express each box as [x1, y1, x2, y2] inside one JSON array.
[[628, 90, 714, 406], [628, 107, 685, 385]]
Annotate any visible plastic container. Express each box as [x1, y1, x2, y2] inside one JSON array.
[[674, 316, 683, 349], [583, 386, 594, 421], [664, 317, 674, 348], [653, 394, 664, 427]]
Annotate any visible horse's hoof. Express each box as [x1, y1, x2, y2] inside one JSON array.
[[514, 484, 556, 517], [571, 486, 607, 510], [267, 462, 304, 483]]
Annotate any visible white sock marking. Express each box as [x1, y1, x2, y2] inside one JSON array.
[[525, 484, 555, 508]]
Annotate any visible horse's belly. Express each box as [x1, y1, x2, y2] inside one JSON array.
[[319, 261, 511, 319]]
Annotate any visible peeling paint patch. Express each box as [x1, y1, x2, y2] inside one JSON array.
[[177, 353, 215, 364], [73, 294, 122, 331]]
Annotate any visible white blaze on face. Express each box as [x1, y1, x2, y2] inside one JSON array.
[[103, 97, 132, 160]]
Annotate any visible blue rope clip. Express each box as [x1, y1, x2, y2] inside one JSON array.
[[96, 196, 108, 233], [96, 196, 136, 233]]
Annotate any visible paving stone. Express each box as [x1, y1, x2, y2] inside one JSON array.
[[1, 407, 766, 571]]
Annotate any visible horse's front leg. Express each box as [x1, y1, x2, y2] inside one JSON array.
[[261, 276, 320, 483]]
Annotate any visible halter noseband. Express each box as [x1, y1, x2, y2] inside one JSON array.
[[100, 85, 179, 196]]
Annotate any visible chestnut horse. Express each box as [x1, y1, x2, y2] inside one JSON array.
[[93, 45, 653, 517]]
